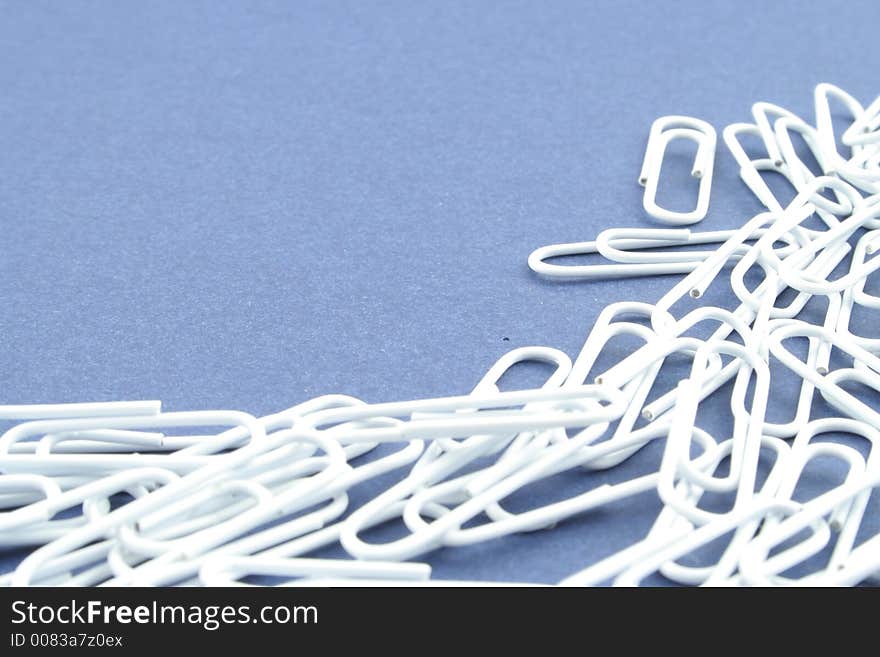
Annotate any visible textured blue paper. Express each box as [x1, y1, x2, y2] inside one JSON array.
[[2, 0, 878, 584]]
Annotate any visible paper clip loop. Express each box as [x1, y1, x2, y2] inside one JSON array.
[[639, 116, 716, 225]]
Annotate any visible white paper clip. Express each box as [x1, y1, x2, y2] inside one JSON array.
[[639, 116, 716, 225]]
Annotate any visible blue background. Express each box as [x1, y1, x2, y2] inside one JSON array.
[[2, 0, 879, 584]]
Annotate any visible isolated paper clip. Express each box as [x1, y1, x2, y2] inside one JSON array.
[[639, 116, 716, 225]]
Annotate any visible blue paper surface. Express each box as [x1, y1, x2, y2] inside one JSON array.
[[1, 0, 879, 584]]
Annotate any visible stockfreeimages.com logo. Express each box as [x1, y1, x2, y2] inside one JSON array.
[[11, 600, 317, 632]]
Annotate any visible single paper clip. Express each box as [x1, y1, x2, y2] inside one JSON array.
[[639, 116, 716, 225]]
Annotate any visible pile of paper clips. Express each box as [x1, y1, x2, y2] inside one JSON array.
[[3, 83, 880, 587]]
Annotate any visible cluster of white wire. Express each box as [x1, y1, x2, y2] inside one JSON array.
[[2, 83, 879, 587]]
